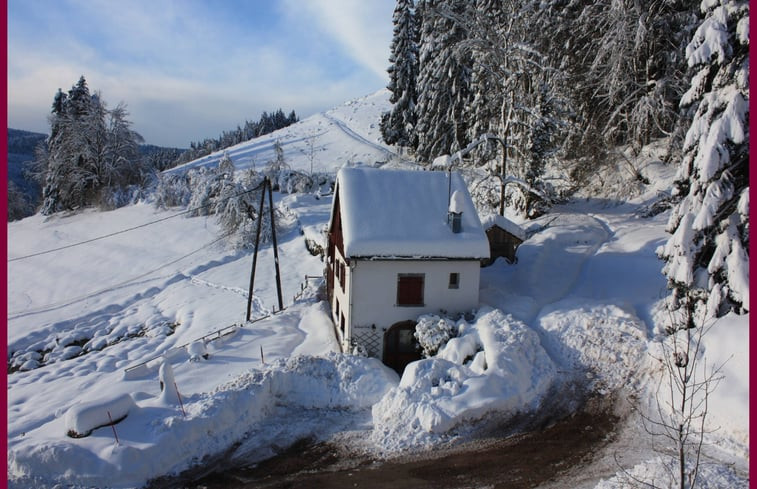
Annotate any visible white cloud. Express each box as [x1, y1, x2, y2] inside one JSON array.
[[280, 0, 393, 81], [7, 0, 392, 147]]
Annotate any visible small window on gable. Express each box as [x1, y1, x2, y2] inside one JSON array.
[[397, 274, 425, 306], [448, 272, 460, 289]]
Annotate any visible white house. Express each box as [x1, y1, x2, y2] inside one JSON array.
[[326, 167, 490, 373]]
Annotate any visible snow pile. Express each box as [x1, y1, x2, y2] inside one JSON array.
[[642, 311, 750, 454], [536, 300, 650, 392], [158, 362, 182, 405], [698, 312, 749, 449], [9, 353, 396, 489], [371, 308, 556, 451]]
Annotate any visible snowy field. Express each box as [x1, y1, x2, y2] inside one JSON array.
[[7, 91, 749, 488]]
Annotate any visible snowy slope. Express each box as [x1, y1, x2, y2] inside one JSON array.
[[7, 91, 749, 489], [166, 89, 400, 176]]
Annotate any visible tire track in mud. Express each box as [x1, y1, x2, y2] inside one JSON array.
[[178, 396, 619, 489]]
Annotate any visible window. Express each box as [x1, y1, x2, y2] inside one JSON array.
[[397, 274, 424, 306], [448, 272, 460, 289], [338, 261, 346, 291]]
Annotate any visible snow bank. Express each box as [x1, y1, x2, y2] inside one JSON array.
[[643, 312, 750, 455], [536, 300, 650, 392], [9, 353, 397, 489], [371, 308, 556, 451], [64, 393, 136, 438], [699, 312, 749, 448]]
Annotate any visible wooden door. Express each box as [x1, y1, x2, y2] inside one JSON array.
[[383, 320, 422, 375]]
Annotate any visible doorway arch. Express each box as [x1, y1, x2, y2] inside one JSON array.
[[383, 320, 422, 375]]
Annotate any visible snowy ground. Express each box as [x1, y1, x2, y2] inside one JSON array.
[[7, 91, 749, 489]]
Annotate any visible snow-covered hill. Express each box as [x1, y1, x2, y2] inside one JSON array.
[[166, 89, 402, 176], [7, 91, 748, 489]]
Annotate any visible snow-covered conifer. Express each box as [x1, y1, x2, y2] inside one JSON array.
[[41, 77, 96, 214], [381, 0, 419, 148], [659, 0, 749, 321], [414, 0, 474, 161], [39, 77, 145, 213]]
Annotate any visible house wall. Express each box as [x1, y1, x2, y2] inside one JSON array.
[[348, 259, 481, 359], [330, 246, 352, 351]]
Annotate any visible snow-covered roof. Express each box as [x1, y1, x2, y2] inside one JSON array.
[[336, 167, 490, 259], [481, 214, 527, 241]]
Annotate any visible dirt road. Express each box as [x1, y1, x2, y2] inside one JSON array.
[[186, 401, 618, 489]]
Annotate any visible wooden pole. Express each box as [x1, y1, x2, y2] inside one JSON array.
[[107, 411, 120, 445], [246, 180, 267, 322], [174, 381, 186, 418], [267, 178, 284, 311]]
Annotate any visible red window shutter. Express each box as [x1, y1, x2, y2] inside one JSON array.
[[397, 275, 424, 306]]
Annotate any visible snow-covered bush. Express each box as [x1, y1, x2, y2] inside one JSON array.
[[187, 167, 224, 217], [153, 172, 191, 209], [97, 184, 145, 210], [278, 170, 313, 194], [414, 314, 457, 357]]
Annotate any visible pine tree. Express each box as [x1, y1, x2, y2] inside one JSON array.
[[41, 77, 94, 214], [38, 77, 147, 214], [464, 0, 506, 148], [424, 0, 568, 216], [381, 0, 419, 148], [659, 0, 749, 323], [414, 0, 474, 161]]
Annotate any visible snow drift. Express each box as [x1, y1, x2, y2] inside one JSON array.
[[9, 353, 397, 489], [371, 308, 557, 451]]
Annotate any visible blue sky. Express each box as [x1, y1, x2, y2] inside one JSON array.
[[7, 0, 394, 147]]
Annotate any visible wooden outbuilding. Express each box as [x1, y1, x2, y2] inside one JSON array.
[[481, 214, 526, 265]]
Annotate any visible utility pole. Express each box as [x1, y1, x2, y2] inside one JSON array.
[[245, 177, 285, 321], [246, 180, 267, 322], [267, 178, 284, 311]]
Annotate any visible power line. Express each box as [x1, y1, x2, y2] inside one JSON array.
[[7, 232, 232, 319], [8, 183, 265, 263]]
